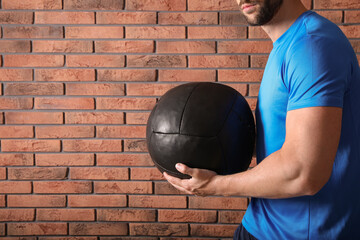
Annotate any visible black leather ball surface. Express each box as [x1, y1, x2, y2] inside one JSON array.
[[146, 82, 255, 179]]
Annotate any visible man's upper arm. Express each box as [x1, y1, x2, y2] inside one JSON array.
[[281, 106, 342, 195]]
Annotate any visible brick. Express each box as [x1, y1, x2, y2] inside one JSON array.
[[97, 12, 156, 24], [35, 97, 94, 110], [188, 26, 246, 39], [247, 98, 258, 111], [66, 83, 125, 96], [127, 83, 178, 96], [0, 195, 4, 207], [129, 195, 187, 208], [188, 0, 238, 10], [5, 112, 63, 124], [345, 10, 360, 23], [96, 153, 153, 166], [35, 12, 94, 24], [159, 69, 216, 82], [66, 26, 123, 39], [0, 97, 33, 111], [69, 223, 127, 235], [36, 126, 94, 138], [226, 83, 248, 96], [0, 11, 33, 24], [2, 140, 61, 152], [0, 126, 33, 138], [159, 12, 217, 25], [251, 55, 268, 68], [95, 181, 152, 194], [154, 182, 185, 195], [63, 140, 123, 152], [95, 40, 154, 53], [249, 84, 261, 97], [340, 25, 360, 38], [37, 209, 95, 221], [3, 26, 63, 39], [124, 139, 148, 152], [0, 182, 31, 193], [65, 112, 124, 124], [126, 112, 150, 125], [130, 223, 188, 236], [189, 196, 248, 210], [314, 0, 360, 9], [157, 41, 215, 53], [316, 10, 343, 23], [218, 69, 264, 82], [158, 210, 217, 223], [0, 40, 30, 52], [350, 40, 360, 53], [219, 211, 245, 223], [0, 209, 34, 221], [98, 209, 155, 222], [4, 55, 64, 67], [131, 167, 163, 180], [38, 238, 94, 240], [68, 195, 126, 207], [126, 0, 186, 11], [2, 0, 62, 9], [122, 139, 148, 153], [127, 55, 186, 68], [8, 195, 65, 207], [34, 181, 92, 193], [8, 223, 67, 235], [33, 40, 93, 53], [218, 40, 273, 53], [0, 69, 33, 81], [97, 126, 146, 138], [189, 55, 248, 68], [36, 153, 94, 166], [64, 0, 124, 10], [5, 83, 64, 95], [98, 69, 156, 82], [0, 153, 33, 166], [70, 167, 128, 180], [249, 26, 269, 39], [36, 69, 95, 82], [0, 224, 3, 235], [126, 27, 185, 39], [0, 168, 6, 179], [67, 55, 125, 67], [97, 98, 156, 110], [190, 224, 238, 237], [220, 12, 247, 25]]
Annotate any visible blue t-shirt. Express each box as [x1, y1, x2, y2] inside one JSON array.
[[242, 11, 360, 239]]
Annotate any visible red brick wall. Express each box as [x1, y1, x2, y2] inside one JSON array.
[[0, 0, 359, 238]]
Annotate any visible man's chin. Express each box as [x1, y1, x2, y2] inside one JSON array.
[[243, 15, 261, 26]]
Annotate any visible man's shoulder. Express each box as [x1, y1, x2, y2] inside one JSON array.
[[302, 11, 345, 42]]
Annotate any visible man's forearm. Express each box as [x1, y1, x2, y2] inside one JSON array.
[[212, 150, 316, 199]]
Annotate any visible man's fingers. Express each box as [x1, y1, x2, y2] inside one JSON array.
[[175, 163, 198, 177], [163, 172, 192, 194]]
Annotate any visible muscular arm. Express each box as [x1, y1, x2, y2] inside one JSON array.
[[164, 106, 342, 199]]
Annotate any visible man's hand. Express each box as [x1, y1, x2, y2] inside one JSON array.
[[163, 163, 218, 196]]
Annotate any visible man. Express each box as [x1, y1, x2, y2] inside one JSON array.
[[164, 0, 360, 239]]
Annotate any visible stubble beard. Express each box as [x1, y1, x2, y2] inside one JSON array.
[[241, 0, 283, 26]]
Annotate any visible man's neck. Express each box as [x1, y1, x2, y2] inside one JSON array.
[[261, 0, 307, 43]]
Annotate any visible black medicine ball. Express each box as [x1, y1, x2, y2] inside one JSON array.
[[146, 82, 255, 179]]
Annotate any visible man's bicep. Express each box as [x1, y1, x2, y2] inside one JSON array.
[[282, 106, 342, 194]]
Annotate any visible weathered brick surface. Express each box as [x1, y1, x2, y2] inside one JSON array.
[[0, 0, 358, 238]]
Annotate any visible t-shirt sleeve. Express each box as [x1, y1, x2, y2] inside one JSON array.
[[284, 35, 349, 111]]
